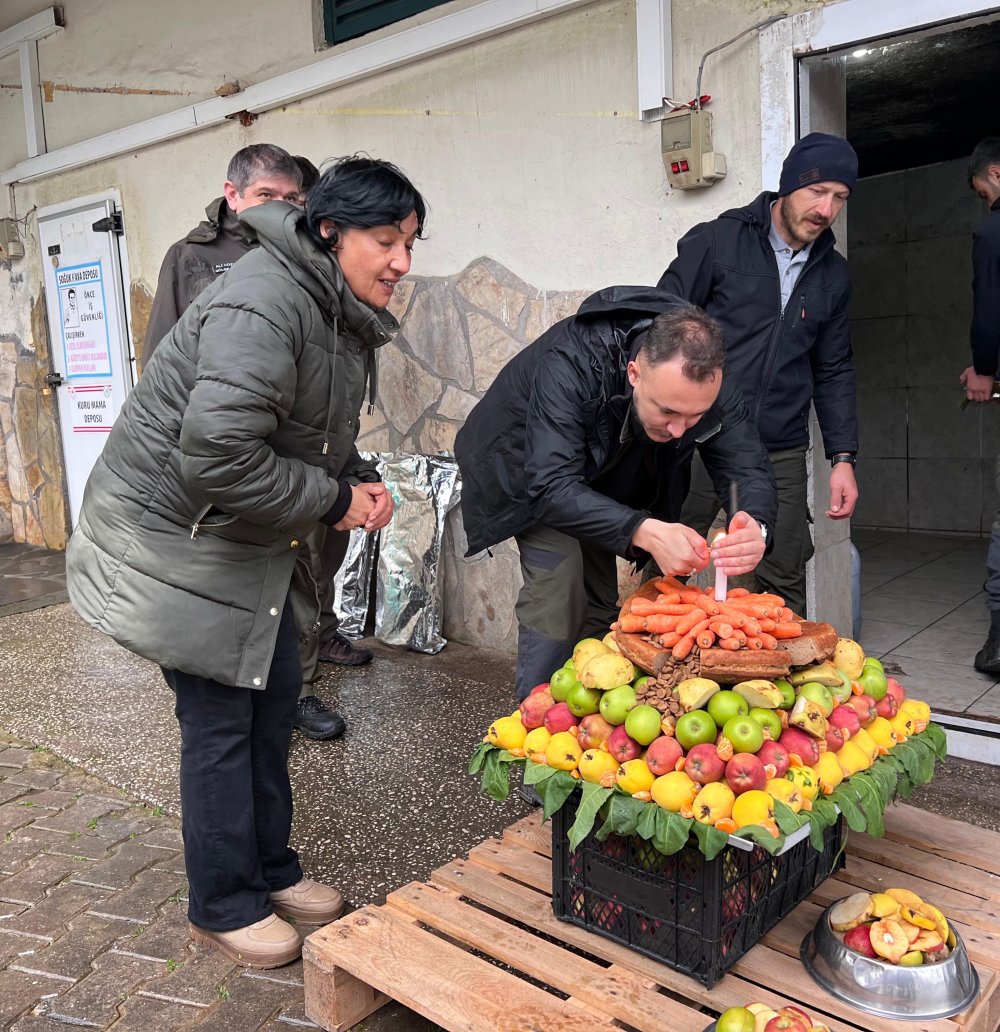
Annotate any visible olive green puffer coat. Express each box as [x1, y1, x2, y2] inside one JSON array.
[[66, 201, 393, 689]]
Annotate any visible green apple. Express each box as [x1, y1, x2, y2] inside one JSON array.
[[599, 683, 637, 726], [549, 667, 578, 703], [716, 1006, 755, 1032], [830, 671, 853, 706], [798, 681, 834, 717], [633, 675, 654, 691], [864, 656, 884, 674], [723, 714, 764, 753], [707, 689, 748, 728], [625, 704, 662, 745], [566, 682, 602, 718], [857, 664, 888, 701], [749, 706, 782, 742], [674, 709, 718, 750], [774, 678, 796, 710]]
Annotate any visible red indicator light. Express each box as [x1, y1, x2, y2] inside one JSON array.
[[680, 159, 690, 172], [670, 161, 681, 174]]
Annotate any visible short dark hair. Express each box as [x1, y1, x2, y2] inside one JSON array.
[[293, 155, 320, 198], [305, 155, 426, 249], [226, 144, 301, 194], [639, 305, 725, 383], [968, 138, 1000, 187]]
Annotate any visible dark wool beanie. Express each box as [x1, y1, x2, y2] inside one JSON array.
[[777, 133, 858, 197]]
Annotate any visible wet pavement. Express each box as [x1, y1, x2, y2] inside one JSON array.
[[0, 545, 67, 618], [3, 597, 1000, 1029]]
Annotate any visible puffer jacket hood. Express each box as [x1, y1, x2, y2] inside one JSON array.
[[67, 201, 390, 689]]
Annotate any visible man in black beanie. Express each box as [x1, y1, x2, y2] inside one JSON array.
[[657, 132, 860, 617]]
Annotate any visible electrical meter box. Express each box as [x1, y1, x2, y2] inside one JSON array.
[[661, 108, 726, 190], [0, 219, 24, 260]]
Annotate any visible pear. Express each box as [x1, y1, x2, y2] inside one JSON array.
[[675, 676, 720, 712], [732, 679, 783, 709], [579, 653, 636, 691], [789, 696, 829, 739], [833, 638, 866, 679], [789, 661, 845, 688], [572, 637, 610, 672]]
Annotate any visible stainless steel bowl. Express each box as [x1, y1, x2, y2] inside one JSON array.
[[800, 900, 980, 1020]]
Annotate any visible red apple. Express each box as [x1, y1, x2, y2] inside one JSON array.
[[824, 725, 846, 753], [607, 724, 641, 763], [779, 727, 820, 767], [828, 704, 861, 738], [543, 702, 579, 735], [764, 1016, 809, 1032], [645, 734, 684, 776], [778, 1006, 814, 1028], [519, 688, 554, 729], [757, 740, 790, 778], [885, 676, 905, 706], [725, 752, 767, 795], [684, 742, 726, 784], [875, 693, 898, 719], [578, 713, 614, 751], [845, 694, 877, 726], [529, 682, 550, 695], [844, 922, 877, 957]]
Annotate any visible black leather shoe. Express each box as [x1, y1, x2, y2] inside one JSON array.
[[293, 696, 346, 740], [975, 622, 1000, 675], [318, 633, 373, 666]]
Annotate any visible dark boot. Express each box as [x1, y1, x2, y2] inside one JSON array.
[[974, 612, 1000, 674], [318, 632, 373, 667], [292, 696, 346, 740]]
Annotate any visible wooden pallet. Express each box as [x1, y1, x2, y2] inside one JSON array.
[[303, 802, 1000, 1032]]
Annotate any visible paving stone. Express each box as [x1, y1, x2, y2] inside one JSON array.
[[0, 747, 33, 769], [7, 881, 108, 938], [87, 868, 186, 924], [111, 907, 191, 962], [175, 972, 289, 1030], [0, 801, 38, 837], [40, 950, 163, 1027], [52, 771, 120, 795], [0, 765, 23, 778], [34, 794, 123, 835], [0, 780, 31, 805], [0, 853, 91, 904], [106, 994, 206, 1030], [271, 997, 315, 1026], [12, 913, 125, 981], [10, 1016, 71, 1032], [0, 927, 42, 967], [0, 969, 65, 1027], [17, 790, 80, 811], [149, 850, 185, 877], [70, 840, 166, 891], [0, 828, 83, 874], [93, 814, 157, 843], [241, 959, 304, 988], [139, 943, 236, 1006], [131, 827, 183, 851], [8, 769, 63, 790]]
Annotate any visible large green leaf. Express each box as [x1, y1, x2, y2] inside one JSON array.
[[773, 799, 807, 836], [690, 821, 729, 860], [567, 783, 614, 851], [653, 809, 694, 856], [853, 776, 886, 838], [921, 722, 948, 760], [906, 736, 937, 784], [480, 750, 513, 802], [636, 801, 659, 841], [830, 783, 866, 832], [523, 758, 559, 785], [538, 770, 577, 819], [468, 742, 492, 775], [731, 824, 783, 854]]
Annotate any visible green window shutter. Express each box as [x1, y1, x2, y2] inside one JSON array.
[[324, 0, 452, 45]]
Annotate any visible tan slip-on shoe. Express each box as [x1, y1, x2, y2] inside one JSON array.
[[189, 913, 301, 969], [270, 877, 344, 923]]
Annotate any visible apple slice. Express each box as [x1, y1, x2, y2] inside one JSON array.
[[830, 892, 874, 932], [899, 920, 921, 945], [870, 919, 909, 963], [912, 928, 944, 952]]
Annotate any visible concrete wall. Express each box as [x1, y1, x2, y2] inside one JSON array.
[[849, 159, 995, 534]]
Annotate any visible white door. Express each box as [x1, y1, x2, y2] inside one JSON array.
[[37, 191, 135, 526]]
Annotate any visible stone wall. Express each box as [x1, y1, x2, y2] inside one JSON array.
[[360, 257, 590, 653], [0, 273, 68, 549]]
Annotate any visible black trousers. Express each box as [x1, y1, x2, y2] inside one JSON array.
[[162, 601, 304, 931]]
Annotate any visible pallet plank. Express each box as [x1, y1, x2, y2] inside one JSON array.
[[385, 880, 708, 1032], [503, 813, 552, 856], [883, 805, 1000, 876], [304, 904, 612, 1031], [467, 837, 552, 892]]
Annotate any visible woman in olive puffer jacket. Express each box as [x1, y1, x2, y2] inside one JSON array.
[[66, 157, 425, 969]]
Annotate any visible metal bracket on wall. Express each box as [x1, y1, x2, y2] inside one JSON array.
[[91, 212, 124, 235]]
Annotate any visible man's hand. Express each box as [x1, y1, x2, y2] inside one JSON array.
[[961, 366, 996, 403], [826, 464, 858, 520], [632, 519, 710, 576], [710, 511, 765, 575], [359, 482, 394, 532], [333, 484, 376, 531]]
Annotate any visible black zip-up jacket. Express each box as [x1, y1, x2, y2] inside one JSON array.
[[454, 286, 777, 557], [971, 197, 1000, 377], [657, 192, 857, 457]]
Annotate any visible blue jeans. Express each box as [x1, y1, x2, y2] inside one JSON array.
[[162, 601, 304, 931]]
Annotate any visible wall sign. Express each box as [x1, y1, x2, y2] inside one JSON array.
[[56, 261, 112, 378]]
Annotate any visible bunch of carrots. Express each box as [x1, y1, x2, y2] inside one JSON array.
[[612, 576, 803, 661]]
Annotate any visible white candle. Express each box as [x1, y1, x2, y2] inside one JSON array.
[[713, 531, 727, 602]]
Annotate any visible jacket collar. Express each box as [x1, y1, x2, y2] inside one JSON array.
[[730, 191, 836, 262], [184, 196, 257, 250]]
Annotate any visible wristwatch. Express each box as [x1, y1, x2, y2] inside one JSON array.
[[831, 453, 856, 468], [756, 520, 769, 545]]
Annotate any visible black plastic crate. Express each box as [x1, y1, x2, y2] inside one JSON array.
[[551, 794, 844, 987]]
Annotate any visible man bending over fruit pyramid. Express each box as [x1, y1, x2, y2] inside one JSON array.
[[455, 292, 778, 701]]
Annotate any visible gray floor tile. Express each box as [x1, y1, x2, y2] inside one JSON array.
[[880, 653, 995, 712], [859, 619, 921, 657], [966, 685, 1000, 721], [853, 529, 897, 550], [889, 625, 993, 668], [861, 571, 900, 594], [860, 594, 958, 627], [934, 594, 989, 631], [915, 555, 990, 584], [870, 575, 982, 605]]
